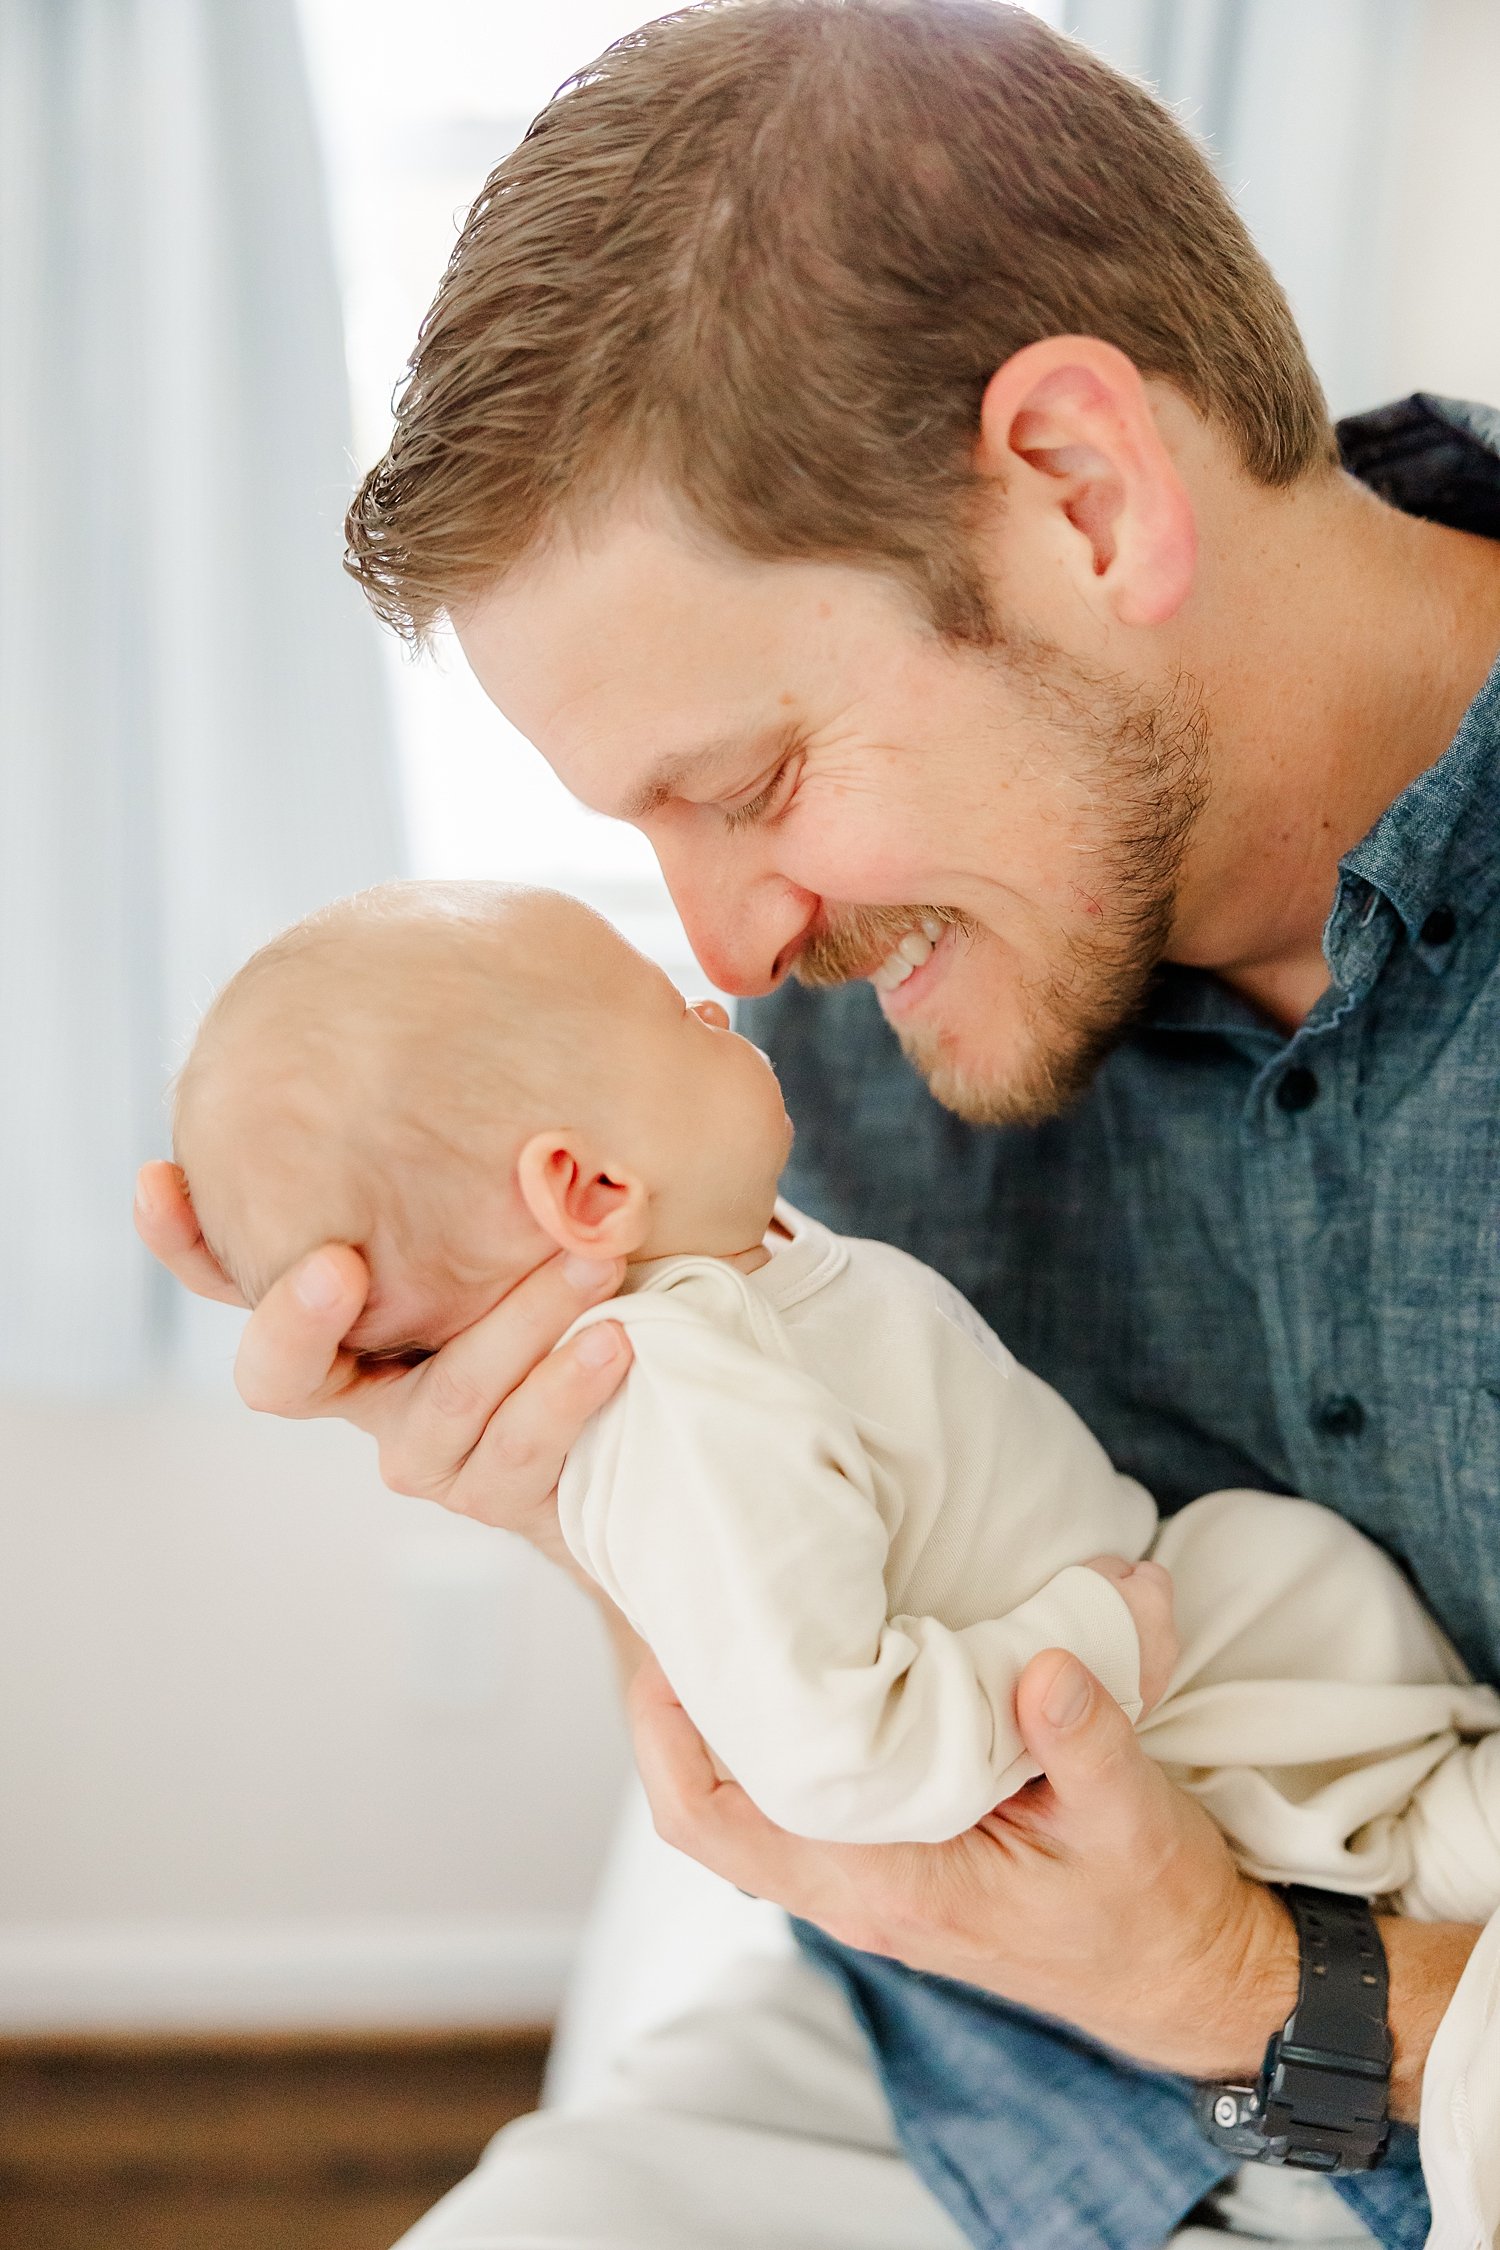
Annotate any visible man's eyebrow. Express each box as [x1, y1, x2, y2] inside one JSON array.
[[618, 722, 799, 822]]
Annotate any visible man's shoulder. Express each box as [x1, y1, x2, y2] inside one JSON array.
[[1338, 394, 1500, 541]]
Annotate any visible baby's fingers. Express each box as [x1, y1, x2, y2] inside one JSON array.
[[234, 1246, 374, 1419]]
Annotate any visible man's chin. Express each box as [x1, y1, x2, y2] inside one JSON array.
[[893, 1012, 1117, 1132]]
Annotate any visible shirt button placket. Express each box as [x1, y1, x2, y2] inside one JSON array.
[[1274, 1065, 1319, 1114], [1243, 1034, 1373, 1517], [1310, 1393, 1365, 1441]]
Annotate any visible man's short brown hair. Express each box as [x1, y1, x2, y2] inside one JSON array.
[[345, 0, 1334, 645]]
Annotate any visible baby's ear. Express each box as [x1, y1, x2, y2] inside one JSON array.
[[516, 1132, 649, 1258]]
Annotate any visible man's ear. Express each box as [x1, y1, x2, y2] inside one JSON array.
[[516, 1132, 650, 1258], [975, 336, 1197, 629]]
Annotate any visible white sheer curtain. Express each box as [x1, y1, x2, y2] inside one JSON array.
[[1062, 0, 1422, 418], [0, 0, 402, 1394]]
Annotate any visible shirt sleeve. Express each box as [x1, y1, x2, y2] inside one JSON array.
[[558, 1303, 1143, 1845]]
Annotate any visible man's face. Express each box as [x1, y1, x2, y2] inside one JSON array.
[[454, 500, 1208, 1127]]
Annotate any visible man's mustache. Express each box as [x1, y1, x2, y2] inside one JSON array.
[[793, 904, 973, 989]]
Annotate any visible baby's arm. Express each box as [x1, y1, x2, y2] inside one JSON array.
[[1396, 1731, 1500, 1924], [559, 1307, 1152, 1845], [1082, 1553, 1178, 1714]]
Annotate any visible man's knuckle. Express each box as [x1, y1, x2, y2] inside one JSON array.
[[649, 1797, 690, 1852], [235, 1367, 283, 1416], [422, 1358, 486, 1425], [377, 1441, 429, 1500], [487, 1422, 540, 1482], [1092, 1735, 1149, 1801]]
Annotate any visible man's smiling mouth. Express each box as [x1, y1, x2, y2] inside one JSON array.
[[870, 913, 946, 993], [792, 903, 972, 995]]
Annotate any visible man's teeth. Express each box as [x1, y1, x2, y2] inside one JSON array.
[[871, 921, 945, 992]]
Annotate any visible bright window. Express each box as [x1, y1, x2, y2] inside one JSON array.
[[298, 3, 715, 986]]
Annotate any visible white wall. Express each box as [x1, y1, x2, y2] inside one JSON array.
[[1385, 0, 1500, 412], [0, 1391, 627, 2027]]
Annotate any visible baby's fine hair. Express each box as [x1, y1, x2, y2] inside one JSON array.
[[171, 880, 605, 1302]]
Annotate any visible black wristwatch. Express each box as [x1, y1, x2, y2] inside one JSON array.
[[1195, 1885, 1391, 2173]]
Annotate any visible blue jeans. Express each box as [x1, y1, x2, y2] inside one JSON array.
[[793, 1923, 1430, 2250]]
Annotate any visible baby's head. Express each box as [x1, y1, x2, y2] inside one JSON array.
[[173, 883, 792, 1360]]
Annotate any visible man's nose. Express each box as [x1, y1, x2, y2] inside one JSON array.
[[654, 836, 816, 998]]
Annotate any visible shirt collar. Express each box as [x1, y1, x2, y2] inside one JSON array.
[[1141, 647, 1500, 1041], [1325, 393, 1500, 980], [1333, 646, 1500, 981]]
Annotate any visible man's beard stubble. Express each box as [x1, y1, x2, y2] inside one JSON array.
[[793, 646, 1210, 1130]]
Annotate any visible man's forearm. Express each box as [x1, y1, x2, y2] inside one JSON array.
[[1201, 1886, 1477, 2123], [1380, 1915, 1480, 2123]]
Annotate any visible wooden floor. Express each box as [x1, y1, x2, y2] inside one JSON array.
[[0, 2027, 550, 2250]]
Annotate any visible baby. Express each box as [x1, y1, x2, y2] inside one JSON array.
[[174, 882, 1500, 1887], [175, 881, 1500, 2232]]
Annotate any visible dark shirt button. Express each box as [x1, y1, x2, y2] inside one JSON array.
[[1311, 1394, 1366, 1439], [1275, 1066, 1320, 1112], [1420, 904, 1457, 947]]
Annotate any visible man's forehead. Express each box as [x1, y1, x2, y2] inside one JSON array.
[[457, 510, 884, 724], [460, 579, 773, 771], [462, 504, 762, 659], [455, 510, 925, 816]]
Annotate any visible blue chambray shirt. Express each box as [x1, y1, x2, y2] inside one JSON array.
[[740, 396, 1500, 2250]]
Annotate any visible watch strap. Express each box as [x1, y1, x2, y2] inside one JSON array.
[[1196, 1886, 1391, 2173], [1263, 1887, 1391, 2166]]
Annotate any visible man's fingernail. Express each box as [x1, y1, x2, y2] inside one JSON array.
[[294, 1254, 343, 1312], [576, 1323, 622, 1366], [564, 1256, 617, 1293], [1043, 1658, 1091, 1730]]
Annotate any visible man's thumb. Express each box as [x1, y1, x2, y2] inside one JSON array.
[[1015, 1649, 1142, 1807]]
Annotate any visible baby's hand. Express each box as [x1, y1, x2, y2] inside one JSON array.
[[1082, 1555, 1178, 1717]]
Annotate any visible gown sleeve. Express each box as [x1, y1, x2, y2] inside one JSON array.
[[558, 1303, 1143, 1844]]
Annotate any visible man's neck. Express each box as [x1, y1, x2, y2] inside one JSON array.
[[1170, 468, 1500, 1033]]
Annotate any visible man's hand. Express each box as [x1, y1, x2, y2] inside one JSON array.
[[632, 1650, 1479, 2119], [632, 1643, 1300, 2081], [1083, 1553, 1178, 1714], [133, 1160, 631, 1569]]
